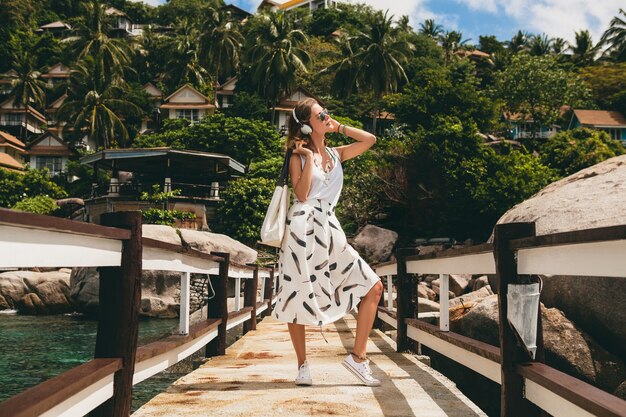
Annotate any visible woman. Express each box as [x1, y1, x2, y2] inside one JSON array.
[[273, 97, 384, 387]]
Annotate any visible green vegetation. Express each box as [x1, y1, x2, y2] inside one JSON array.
[[12, 195, 59, 215], [142, 208, 196, 226], [1, 1, 625, 244]]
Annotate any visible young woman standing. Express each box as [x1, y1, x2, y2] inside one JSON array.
[[272, 97, 384, 387]]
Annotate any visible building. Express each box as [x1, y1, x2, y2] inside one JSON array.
[[41, 63, 71, 88], [0, 130, 26, 172], [274, 86, 325, 134], [159, 84, 216, 124], [141, 83, 164, 133], [0, 97, 47, 141], [258, 0, 337, 12], [568, 109, 626, 144], [222, 4, 252, 21], [36, 21, 72, 37], [215, 77, 237, 109], [26, 132, 78, 176], [105, 7, 142, 37], [502, 112, 558, 140]]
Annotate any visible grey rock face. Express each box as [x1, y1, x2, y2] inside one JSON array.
[[352, 225, 398, 264]]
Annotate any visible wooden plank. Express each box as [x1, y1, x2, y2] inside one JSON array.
[[374, 262, 397, 277], [243, 264, 259, 333], [226, 307, 254, 330], [517, 240, 626, 277], [509, 225, 626, 250], [377, 307, 397, 329], [396, 247, 419, 353], [0, 207, 130, 240], [406, 321, 501, 384], [0, 359, 121, 417], [0, 225, 123, 268], [206, 252, 229, 357], [407, 251, 495, 275], [92, 211, 143, 417], [518, 363, 626, 417], [494, 223, 540, 417]]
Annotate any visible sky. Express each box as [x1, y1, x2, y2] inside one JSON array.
[[132, 0, 623, 45]]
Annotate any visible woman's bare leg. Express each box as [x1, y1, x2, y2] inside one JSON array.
[[353, 281, 384, 362], [287, 323, 307, 367]]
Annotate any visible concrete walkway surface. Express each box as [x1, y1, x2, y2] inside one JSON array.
[[133, 314, 487, 417]]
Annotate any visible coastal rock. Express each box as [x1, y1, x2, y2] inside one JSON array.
[[448, 274, 471, 296], [179, 229, 257, 265], [0, 270, 72, 314], [494, 155, 626, 357], [0, 271, 30, 309], [448, 286, 493, 309], [430, 279, 455, 300], [16, 293, 46, 315], [142, 224, 182, 246], [451, 295, 626, 393], [140, 270, 180, 318], [615, 381, 626, 400], [470, 276, 490, 291], [418, 298, 440, 313], [352, 225, 398, 264], [70, 268, 100, 315], [417, 283, 436, 301]]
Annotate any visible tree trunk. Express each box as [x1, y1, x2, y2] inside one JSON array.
[[372, 97, 379, 134]]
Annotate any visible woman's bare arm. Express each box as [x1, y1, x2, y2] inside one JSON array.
[[333, 124, 376, 162], [290, 152, 314, 202]]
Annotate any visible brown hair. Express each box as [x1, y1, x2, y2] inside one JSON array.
[[285, 98, 325, 150]]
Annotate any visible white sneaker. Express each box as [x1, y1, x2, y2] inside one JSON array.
[[342, 354, 381, 386], [295, 361, 312, 386]]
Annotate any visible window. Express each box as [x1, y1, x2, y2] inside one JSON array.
[[601, 128, 622, 141], [4, 113, 22, 125], [37, 156, 63, 176], [176, 109, 199, 122]]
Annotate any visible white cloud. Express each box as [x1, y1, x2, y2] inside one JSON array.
[[454, 0, 621, 42], [128, 0, 165, 6]]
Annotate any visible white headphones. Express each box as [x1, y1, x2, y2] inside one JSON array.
[[292, 108, 312, 135]]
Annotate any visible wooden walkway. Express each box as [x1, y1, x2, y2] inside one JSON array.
[[133, 314, 487, 417]]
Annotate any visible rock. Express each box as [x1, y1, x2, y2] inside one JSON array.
[[615, 381, 626, 400], [448, 286, 493, 309], [141, 297, 178, 318], [179, 229, 257, 265], [417, 283, 436, 301], [70, 267, 100, 315], [494, 155, 626, 357], [142, 224, 182, 246], [423, 275, 438, 284], [430, 279, 455, 300], [0, 293, 9, 309], [418, 298, 440, 313], [1, 270, 72, 314], [16, 293, 46, 315], [29, 280, 72, 314], [0, 271, 30, 309], [451, 295, 626, 393], [449, 274, 471, 296], [140, 270, 180, 318], [471, 276, 490, 291], [352, 225, 398, 264]]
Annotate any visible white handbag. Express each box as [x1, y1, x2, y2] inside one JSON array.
[[260, 150, 292, 247]]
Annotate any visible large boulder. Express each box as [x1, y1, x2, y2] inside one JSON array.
[[142, 224, 182, 245], [0, 271, 30, 309], [0, 270, 72, 314], [70, 267, 100, 315], [179, 229, 257, 265], [351, 225, 398, 264], [494, 155, 626, 358], [451, 295, 626, 393]]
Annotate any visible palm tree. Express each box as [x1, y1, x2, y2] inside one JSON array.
[[439, 30, 470, 64], [529, 34, 553, 56], [397, 15, 412, 33], [245, 12, 310, 124], [600, 8, 626, 61], [418, 19, 443, 39], [506, 30, 530, 53], [7, 51, 47, 141], [323, 10, 413, 132], [58, 57, 142, 149], [551, 37, 568, 55], [199, 7, 243, 106], [570, 30, 599, 66], [167, 18, 211, 89]]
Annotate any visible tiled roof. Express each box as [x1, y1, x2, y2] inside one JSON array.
[[573, 110, 626, 127], [0, 152, 24, 171], [0, 130, 26, 149]]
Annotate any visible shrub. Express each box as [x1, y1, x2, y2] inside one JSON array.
[[12, 195, 59, 215]]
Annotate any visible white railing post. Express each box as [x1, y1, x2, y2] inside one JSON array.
[[386, 275, 393, 310], [259, 276, 266, 303], [440, 273, 450, 331], [179, 271, 190, 335], [234, 277, 242, 310]]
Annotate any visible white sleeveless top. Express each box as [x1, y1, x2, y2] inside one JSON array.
[[296, 147, 343, 206]]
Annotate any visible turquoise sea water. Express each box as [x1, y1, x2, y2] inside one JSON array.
[[0, 312, 191, 412]]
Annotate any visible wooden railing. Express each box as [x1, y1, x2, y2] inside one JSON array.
[[372, 223, 626, 417], [0, 209, 276, 417]]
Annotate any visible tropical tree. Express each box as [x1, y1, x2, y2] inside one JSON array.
[[323, 10, 413, 132], [199, 7, 243, 106], [439, 30, 470, 64], [245, 12, 310, 124], [397, 15, 412, 33], [551, 37, 568, 55], [6, 50, 47, 140], [570, 30, 599, 66], [418, 19, 443, 39], [506, 30, 530, 53], [600, 8, 626, 62], [58, 57, 142, 149], [529, 34, 553, 56], [167, 17, 211, 88], [63, 0, 136, 86]]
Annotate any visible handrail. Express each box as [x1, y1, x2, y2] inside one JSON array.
[[508, 224, 626, 250]]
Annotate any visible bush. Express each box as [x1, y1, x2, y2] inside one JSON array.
[[12, 195, 59, 215], [142, 208, 196, 226], [215, 177, 275, 244], [0, 167, 68, 208]]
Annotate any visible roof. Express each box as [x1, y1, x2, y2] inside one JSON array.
[[27, 132, 76, 155], [105, 6, 129, 18], [456, 49, 491, 58], [572, 110, 626, 127], [159, 103, 216, 109], [41, 63, 70, 78], [278, 86, 325, 107], [143, 82, 164, 98], [0, 152, 24, 171], [279, 0, 309, 9], [163, 84, 211, 104], [0, 98, 47, 123], [38, 21, 71, 30], [47, 94, 68, 111], [80, 148, 246, 177], [0, 130, 26, 149]]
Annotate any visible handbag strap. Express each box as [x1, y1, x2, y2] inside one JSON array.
[[277, 148, 293, 186]]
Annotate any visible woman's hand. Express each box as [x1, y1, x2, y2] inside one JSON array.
[[327, 117, 341, 133], [292, 140, 313, 157]]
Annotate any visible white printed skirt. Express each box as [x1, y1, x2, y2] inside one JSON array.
[[273, 199, 381, 326]]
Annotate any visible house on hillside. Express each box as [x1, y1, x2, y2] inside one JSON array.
[[45, 93, 68, 135], [105, 6, 142, 37], [502, 112, 558, 140], [568, 109, 626, 144], [258, 0, 337, 12], [0, 97, 47, 141], [274, 87, 325, 134], [36, 21, 72, 37], [0, 130, 26, 172], [26, 132, 78, 176], [141, 83, 164, 133], [223, 4, 251, 21], [216, 77, 237, 109], [159, 85, 216, 124], [41, 63, 71, 88]]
